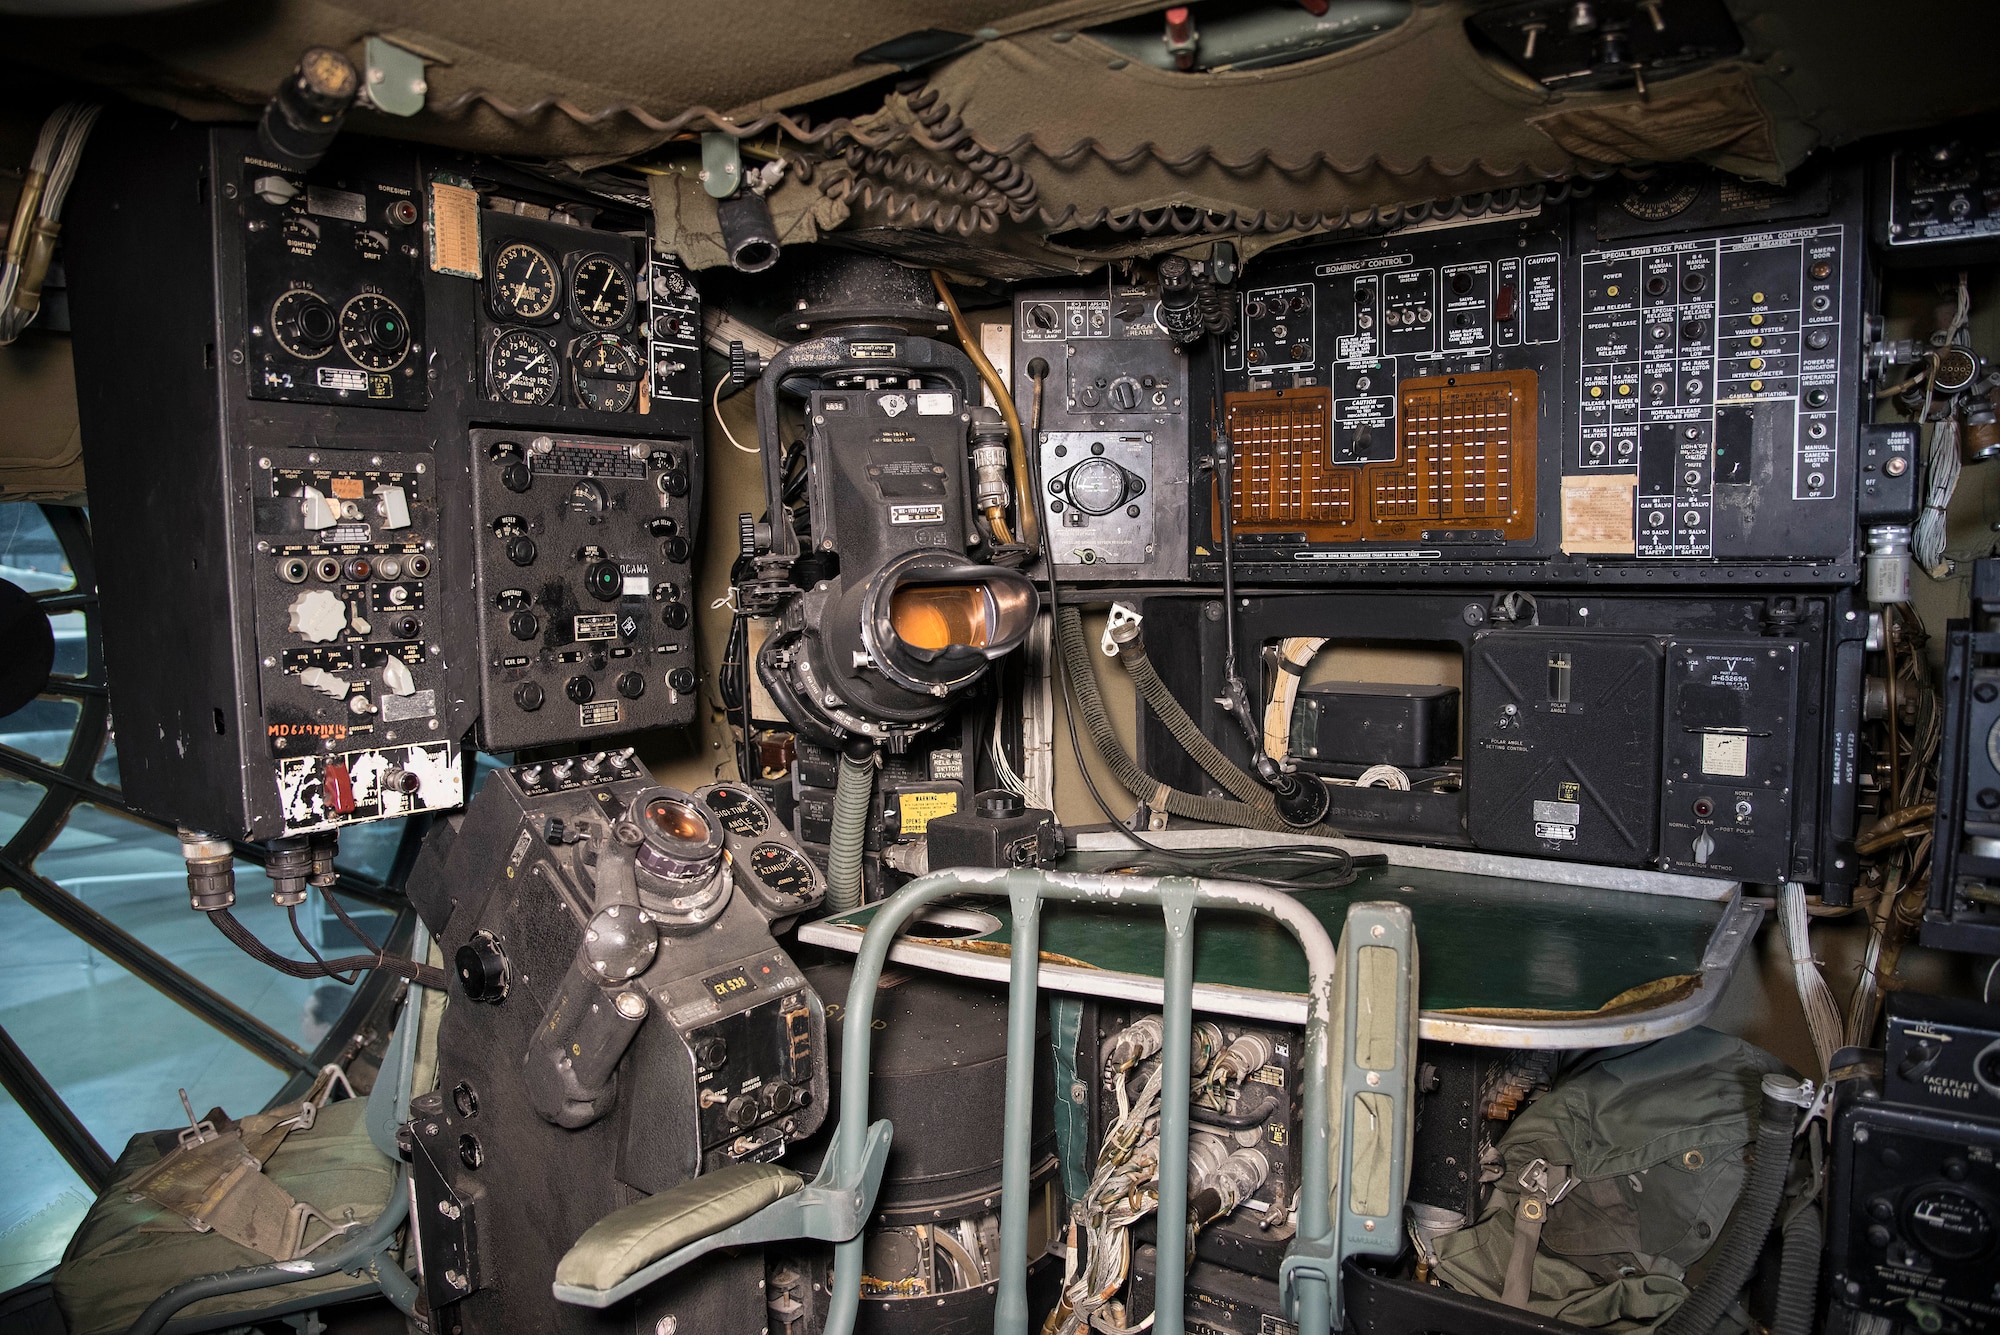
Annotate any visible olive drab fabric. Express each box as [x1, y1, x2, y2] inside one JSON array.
[[1431, 1027, 1790, 1331]]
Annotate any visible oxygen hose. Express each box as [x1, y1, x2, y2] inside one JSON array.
[[1112, 625, 1275, 812], [1770, 1197, 1822, 1335], [1658, 1074, 1809, 1335], [1054, 605, 1295, 833], [825, 740, 875, 914]]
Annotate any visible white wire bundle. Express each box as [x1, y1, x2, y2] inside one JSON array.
[[1, 102, 101, 345], [1780, 881, 1844, 1077], [1912, 273, 1973, 576]]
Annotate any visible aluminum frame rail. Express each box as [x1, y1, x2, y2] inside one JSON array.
[[823, 867, 1417, 1335]]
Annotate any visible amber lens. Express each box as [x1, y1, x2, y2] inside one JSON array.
[[888, 583, 992, 651], [644, 797, 709, 843]]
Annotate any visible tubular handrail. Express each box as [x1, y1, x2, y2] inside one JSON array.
[[824, 867, 1416, 1335]]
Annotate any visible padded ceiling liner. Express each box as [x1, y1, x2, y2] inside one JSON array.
[[4, 0, 1999, 273]]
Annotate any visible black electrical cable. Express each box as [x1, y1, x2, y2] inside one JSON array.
[[209, 907, 452, 991], [1026, 354, 1368, 896], [322, 888, 382, 956], [288, 904, 358, 985]]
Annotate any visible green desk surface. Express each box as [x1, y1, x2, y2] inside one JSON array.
[[797, 845, 1760, 1049]]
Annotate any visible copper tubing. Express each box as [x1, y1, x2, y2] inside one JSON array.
[[932, 271, 1039, 550]]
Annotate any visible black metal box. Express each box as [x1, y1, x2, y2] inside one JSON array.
[[926, 791, 1059, 870], [1883, 991, 2000, 1119], [1291, 681, 1459, 770], [1465, 630, 1665, 865]]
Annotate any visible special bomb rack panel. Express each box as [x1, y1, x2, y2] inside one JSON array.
[[1193, 165, 1869, 585]]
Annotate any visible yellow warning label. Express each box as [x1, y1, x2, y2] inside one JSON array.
[[898, 790, 959, 835]]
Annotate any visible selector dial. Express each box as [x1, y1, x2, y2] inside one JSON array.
[[271, 289, 337, 358], [338, 293, 411, 371]]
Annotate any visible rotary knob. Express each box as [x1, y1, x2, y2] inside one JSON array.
[[616, 671, 646, 699], [508, 610, 540, 641], [566, 675, 595, 704], [454, 932, 508, 1003], [500, 460, 532, 493], [506, 536, 537, 567], [585, 560, 624, 602], [1107, 377, 1141, 411], [513, 681, 545, 712]]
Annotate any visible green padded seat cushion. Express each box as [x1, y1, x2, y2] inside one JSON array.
[[555, 1164, 804, 1295], [54, 1098, 396, 1335]]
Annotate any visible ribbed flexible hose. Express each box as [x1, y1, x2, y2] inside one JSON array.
[[1770, 1198, 1822, 1335], [1659, 1080, 1804, 1335], [1055, 606, 1292, 833], [1119, 639, 1274, 811], [826, 745, 874, 914]]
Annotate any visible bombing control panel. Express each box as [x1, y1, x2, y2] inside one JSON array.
[[1202, 168, 1867, 585], [1014, 283, 1191, 579], [470, 428, 698, 750]]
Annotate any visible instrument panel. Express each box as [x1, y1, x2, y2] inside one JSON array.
[[480, 219, 653, 416], [1195, 166, 1868, 585]]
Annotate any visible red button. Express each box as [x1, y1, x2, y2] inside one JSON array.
[[323, 762, 356, 814]]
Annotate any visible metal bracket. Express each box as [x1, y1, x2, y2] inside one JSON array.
[[361, 37, 427, 117], [1101, 602, 1143, 657], [700, 133, 744, 200]]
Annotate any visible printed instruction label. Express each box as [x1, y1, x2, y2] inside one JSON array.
[[1701, 732, 1749, 777], [897, 790, 959, 834]]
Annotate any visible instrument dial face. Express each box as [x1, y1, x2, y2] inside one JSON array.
[[488, 328, 559, 406], [747, 843, 816, 897], [1065, 457, 1128, 516], [571, 254, 633, 330], [492, 242, 559, 321], [703, 785, 769, 837], [338, 293, 411, 371], [571, 333, 643, 413]]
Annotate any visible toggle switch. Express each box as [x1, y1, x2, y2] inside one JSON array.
[[374, 485, 411, 529]]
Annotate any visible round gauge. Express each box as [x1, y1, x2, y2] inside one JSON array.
[[747, 843, 816, 898], [571, 254, 633, 330], [703, 785, 769, 837], [571, 333, 643, 413], [1065, 457, 1129, 516], [491, 241, 559, 321], [488, 328, 559, 406], [271, 289, 337, 359], [338, 293, 411, 371], [564, 477, 606, 515]]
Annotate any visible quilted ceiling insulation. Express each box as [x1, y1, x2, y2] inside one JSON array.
[[4, 0, 1999, 275]]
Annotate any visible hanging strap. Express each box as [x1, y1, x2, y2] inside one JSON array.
[[1501, 1158, 1571, 1309]]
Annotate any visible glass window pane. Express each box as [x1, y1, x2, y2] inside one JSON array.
[[333, 817, 406, 884], [0, 697, 80, 765], [0, 889, 295, 1162], [0, 505, 74, 594], [93, 723, 119, 790], [47, 610, 87, 679], [33, 804, 346, 1050], [0, 1083, 93, 1292], [0, 777, 46, 847]]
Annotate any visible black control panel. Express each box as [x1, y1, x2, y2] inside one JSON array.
[[1013, 281, 1191, 578], [1194, 165, 1868, 585], [66, 115, 475, 839], [1884, 122, 2000, 259], [469, 427, 698, 751]]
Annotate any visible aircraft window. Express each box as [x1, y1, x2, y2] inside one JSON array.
[[0, 1084, 91, 1292]]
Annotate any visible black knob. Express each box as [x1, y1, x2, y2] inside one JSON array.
[[506, 535, 537, 567], [694, 1037, 727, 1069], [616, 671, 645, 699], [726, 1095, 759, 1128], [367, 307, 408, 353], [500, 460, 532, 493], [1108, 379, 1140, 411], [508, 610, 540, 641], [760, 1082, 795, 1114], [278, 293, 336, 352], [668, 667, 697, 693], [662, 536, 692, 564], [565, 675, 595, 704], [584, 560, 623, 602], [659, 470, 689, 498], [661, 602, 691, 630], [455, 933, 508, 1003], [514, 681, 545, 711]]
